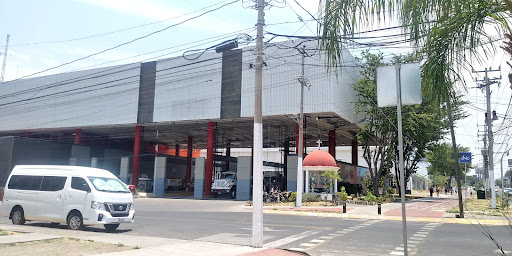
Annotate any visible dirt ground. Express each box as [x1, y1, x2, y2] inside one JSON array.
[[0, 237, 134, 256]]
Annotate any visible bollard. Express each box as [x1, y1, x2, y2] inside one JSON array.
[[378, 202, 381, 215], [343, 202, 347, 213]]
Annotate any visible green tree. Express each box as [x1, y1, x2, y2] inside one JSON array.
[[322, 169, 342, 194], [426, 143, 472, 185], [353, 51, 447, 195], [496, 179, 503, 188]]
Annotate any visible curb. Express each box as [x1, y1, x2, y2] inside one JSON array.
[[262, 209, 511, 226]]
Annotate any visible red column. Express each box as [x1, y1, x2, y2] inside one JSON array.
[[204, 122, 215, 195], [295, 124, 299, 154], [175, 144, 180, 156], [226, 142, 231, 172], [329, 130, 336, 159], [132, 125, 143, 186], [74, 129, 82, 145], [351, 140, 358, 184], [185, 136, 193, 190]]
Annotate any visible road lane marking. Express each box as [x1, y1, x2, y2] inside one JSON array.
[[390, 222, 439, 255], [319, 236, 334, 239], [300, 243, 315, 247], [310, 239, 324, 243], [264, 229, 322, 248]]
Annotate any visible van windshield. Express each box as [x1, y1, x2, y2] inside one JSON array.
[[88, 177, 130, 193]]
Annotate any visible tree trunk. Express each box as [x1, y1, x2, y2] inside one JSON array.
[[446, 97, 464, 218]]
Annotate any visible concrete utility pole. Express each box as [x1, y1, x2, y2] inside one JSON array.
[[296, 45, 308, 207], [475, 67, 501, 209], [1, 34, 10, 82], [252, 0, 265, 248]]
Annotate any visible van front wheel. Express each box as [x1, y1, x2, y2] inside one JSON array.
[[11, 207, 26, 225], [67, 212, 84, 230], [104, 224, 120, 231]]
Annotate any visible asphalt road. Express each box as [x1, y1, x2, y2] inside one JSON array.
[[1, 198, 511, 256]]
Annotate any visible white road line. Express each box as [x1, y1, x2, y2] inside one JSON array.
[[264, 229, 322, 248], [319, 236, 334, 240], [310, 239, 324, 243], [288, 248, 305, 251], [409, 237, 423, 241], [413, 234, 427, 238], [416, 231, 429, 234], [395, 247, 412, 251], [300, 243, 316, 247], [408, 240, 420, 244], [390, 251, 404, 255]]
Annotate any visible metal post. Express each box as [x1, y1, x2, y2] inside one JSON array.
[[395, 63, 408, 255], [343, 202, 346, 213], [465, 164, 467, 209], [252, 0, 265, 248], [378, 202, 382, 215]]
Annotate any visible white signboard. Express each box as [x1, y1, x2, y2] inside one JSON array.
[[377, 63, 422, 107]]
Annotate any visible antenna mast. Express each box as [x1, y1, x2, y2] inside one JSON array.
[[1, 34, 11, 82]]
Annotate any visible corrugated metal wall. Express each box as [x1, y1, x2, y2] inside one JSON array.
[[0, 63, 141, 130]]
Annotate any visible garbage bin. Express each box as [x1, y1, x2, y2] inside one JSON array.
[[477, 190, 485, 199]]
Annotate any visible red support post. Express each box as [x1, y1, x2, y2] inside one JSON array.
[[329, 130, 336, 159], [175, 144, 180, 156], [226, 141, 231, 172], [204, 122, 215, 195], [74, 129, 82, 145], [185, 136, 193, 190], [295, 124, 299, 154], [132, 125, 143, 186]]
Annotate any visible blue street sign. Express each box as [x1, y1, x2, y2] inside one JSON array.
[[459, 152, 471, 164]]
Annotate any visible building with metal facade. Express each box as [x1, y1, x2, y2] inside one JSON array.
[[0, 39, 363, 199]]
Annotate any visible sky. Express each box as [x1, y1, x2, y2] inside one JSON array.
[[1, 0, 511, 179]]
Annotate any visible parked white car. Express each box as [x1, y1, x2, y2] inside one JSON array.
[[0, 165, 135, 231]]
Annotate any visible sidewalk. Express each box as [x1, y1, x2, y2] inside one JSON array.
[[0, 224, 305, 256], [259, 194, 511, 226]]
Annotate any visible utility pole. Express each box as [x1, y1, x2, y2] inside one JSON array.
[[296, 44, 310, 207], [252, 0, 265, 248], [475, 67, 501, 209], [1, 34, 10, 82]]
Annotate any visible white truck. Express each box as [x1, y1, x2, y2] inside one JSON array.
[[211, 172, 236, 198]]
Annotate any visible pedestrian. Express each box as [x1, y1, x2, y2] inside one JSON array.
[[429, 186, 434, 197], [436, 186, 440, 197]]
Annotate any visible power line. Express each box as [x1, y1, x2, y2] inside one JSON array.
[[2, 0, 240, 83]]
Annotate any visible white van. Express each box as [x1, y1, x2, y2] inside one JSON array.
[[0, 165, 135, 231]]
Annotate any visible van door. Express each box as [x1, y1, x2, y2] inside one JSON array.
[[38, 176, 67, 222], [64, 177, 92, 223]]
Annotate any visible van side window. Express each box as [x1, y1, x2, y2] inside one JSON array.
[[71, 177, 90, 192], [7, 175, 43, 190], [40, 176, 67, 191]]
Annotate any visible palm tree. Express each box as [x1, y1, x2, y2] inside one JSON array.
[[319, 0, 512, 218]]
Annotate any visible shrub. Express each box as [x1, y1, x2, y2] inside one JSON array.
[[289, 192, 297, 202], [364, 191, 377, 202], [350, 194, 356, 199], [303, 192, 320, 202], [342, 192, 348, 201], [385, 187, 395, 198], [340, 186, 346, 194]]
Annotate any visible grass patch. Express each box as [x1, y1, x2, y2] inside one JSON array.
[[446, 197, 512, 216]]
